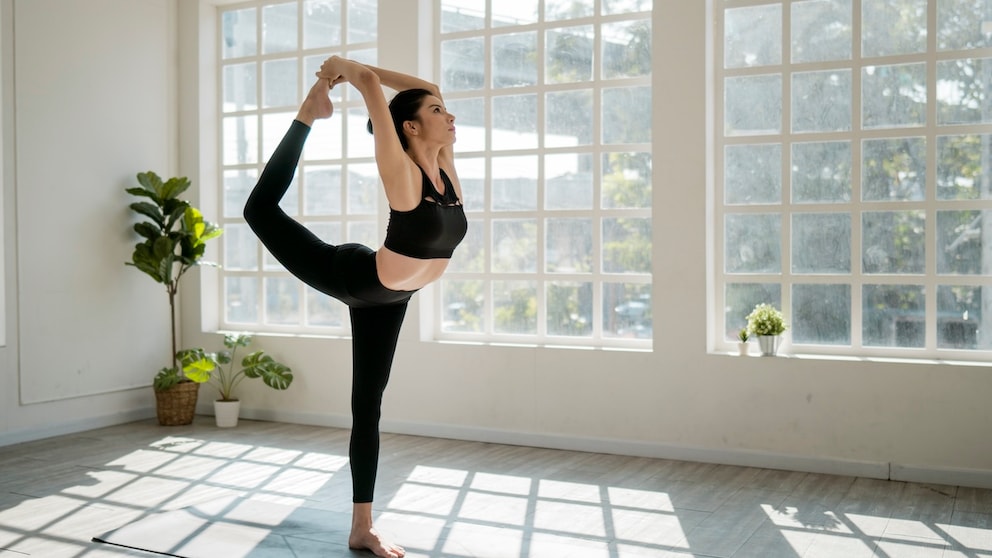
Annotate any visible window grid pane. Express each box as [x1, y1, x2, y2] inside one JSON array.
[[716, 0, 992, 358], [437, 0, 652, 348]]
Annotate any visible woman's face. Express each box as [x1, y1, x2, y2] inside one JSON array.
[[411, 95, 456, 145]]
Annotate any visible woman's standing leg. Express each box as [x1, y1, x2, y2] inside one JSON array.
[[347, 302, 409, 558]]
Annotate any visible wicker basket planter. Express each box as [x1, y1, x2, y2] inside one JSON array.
[[154, 381, 200, 426]]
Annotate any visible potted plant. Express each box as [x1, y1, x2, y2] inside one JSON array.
[[126, 171, 223, 425], [746, 303, 787, 356], [737, 327, 750, 356], [178, 333, 294, 427]]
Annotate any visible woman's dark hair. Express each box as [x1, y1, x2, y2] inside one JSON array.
[[366, 88, 433, 150]]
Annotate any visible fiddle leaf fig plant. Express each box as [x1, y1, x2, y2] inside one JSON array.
[[126, 171, 223, 386], [177, 334, 293, 402]]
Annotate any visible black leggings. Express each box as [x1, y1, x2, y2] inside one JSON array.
[[243, 119, 414, 503]]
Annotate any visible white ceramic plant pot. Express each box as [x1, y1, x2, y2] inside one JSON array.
[[214, 400, 241, 428], [737, 342, 749, 356]]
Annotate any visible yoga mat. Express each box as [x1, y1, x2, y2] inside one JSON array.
[[92, 497, 415, 557]]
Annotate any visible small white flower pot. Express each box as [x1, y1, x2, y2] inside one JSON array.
[[214, 400, 241, 428], [737, 341, 749, 356]]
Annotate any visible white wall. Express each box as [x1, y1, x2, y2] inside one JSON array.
[[0, 0, 176, 444], [1, 0, 989, 489]]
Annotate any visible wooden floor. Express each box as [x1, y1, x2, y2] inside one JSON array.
[[1, 417, 990, 558]]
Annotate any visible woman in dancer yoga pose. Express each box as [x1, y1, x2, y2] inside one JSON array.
[[243, 56, 466, 558]]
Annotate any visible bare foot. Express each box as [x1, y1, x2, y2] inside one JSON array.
[[348, 526, 405, 558], [295, 79, 334, 126]]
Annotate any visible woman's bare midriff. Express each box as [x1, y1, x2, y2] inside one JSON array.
[[375, 247, 451, 292]]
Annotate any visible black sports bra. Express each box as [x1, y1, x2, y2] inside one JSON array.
[[383, 166, 468, 259]]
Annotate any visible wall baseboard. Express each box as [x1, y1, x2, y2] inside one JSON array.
[[891, 463, 992, 490]]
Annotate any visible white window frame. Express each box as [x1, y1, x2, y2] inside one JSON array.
[[712, 0, 992, 361]]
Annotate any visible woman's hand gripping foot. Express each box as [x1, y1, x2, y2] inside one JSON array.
[[295, 79, 335, 127]]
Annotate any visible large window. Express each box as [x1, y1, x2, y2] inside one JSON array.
[[218, 0, 379, 332], [217, 0, 653, 349], [715, 0, 992, 359], [436, 0, 653, 348]]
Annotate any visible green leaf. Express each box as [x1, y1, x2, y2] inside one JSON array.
[[258, 360, 293, 390], [153, 366, 182, 391], [161, 176, 191, 200], [129, 201, 165, 228], [132, 222, 161, 240]]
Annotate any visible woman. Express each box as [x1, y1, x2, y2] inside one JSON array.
[[243, 57, 466, 558]]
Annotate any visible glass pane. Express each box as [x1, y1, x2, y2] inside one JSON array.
[[457, 157, 486, 209], [546, 90, 593, 147], [447, 98, 485, 152], [493, 0, 538, 26], [725, 283, 781, 340], [448, 218, 484, 273], [792, 213, 851, 273], [546, 0, 594, 20], [347, 0, 377, 43], [348, 220, 378, 247], [303, 165, 341, 216], [603, 86, 651, 144], [307, 286, 346, 328], [223, 63, 257, 112], [603, 152, 651, 209], [223, 115, 258, 165], [224, 169, 258, 218], [937, 134, 992, 200], [493, 94, 538, 150], [938, 0, 992, 51], [602, 0, 651, 14], [547, 282, 593, 337], [792, 284, 851, 345], [602, 20, 651, 79], [441, 0, 485, 33], [938, 58, 992, 125], [347, 107, 374, 158], [303, 0, 341, 49], [265, 277, 300, 325], [263, 58, 297, 109], [937, 285, 985, 349], [726, 144, 781, 205], [544, 25, 595, 83], [222, 8, 257, 59], [442, 279, 485, 333], [262, 112, 296, 166], [546, 153, 593, 210], [791, 0, 852, 63], [224, 224, 257, 272], [492, 156, 538, 211], [863, 285, 926, 348], [546, 218, 593, 273], [441, 38, 485, 91], [724, 75, 782, 136], [347, 163, 378, 215], [262, 2, 297, 54], [862, 137, 926, 201], [603, 218, 652, 273], [493, 219, 538, 272], [724, 214, 782, 273], [493, 32, 538, 88], [604, 283, 652, 339], [792, 70, 852, 133], [791, 141, 851, 204], [862, 0, 926, 57], [303, 111, 342, 160], [938, 210, 988, 275], [306, 222, 342, 245], [724, 4, 782, 68], [226, 277, 258, 324], [862, 210, 926, 274], [862, 64, 927, 129], [493, 281, 537, 334]]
